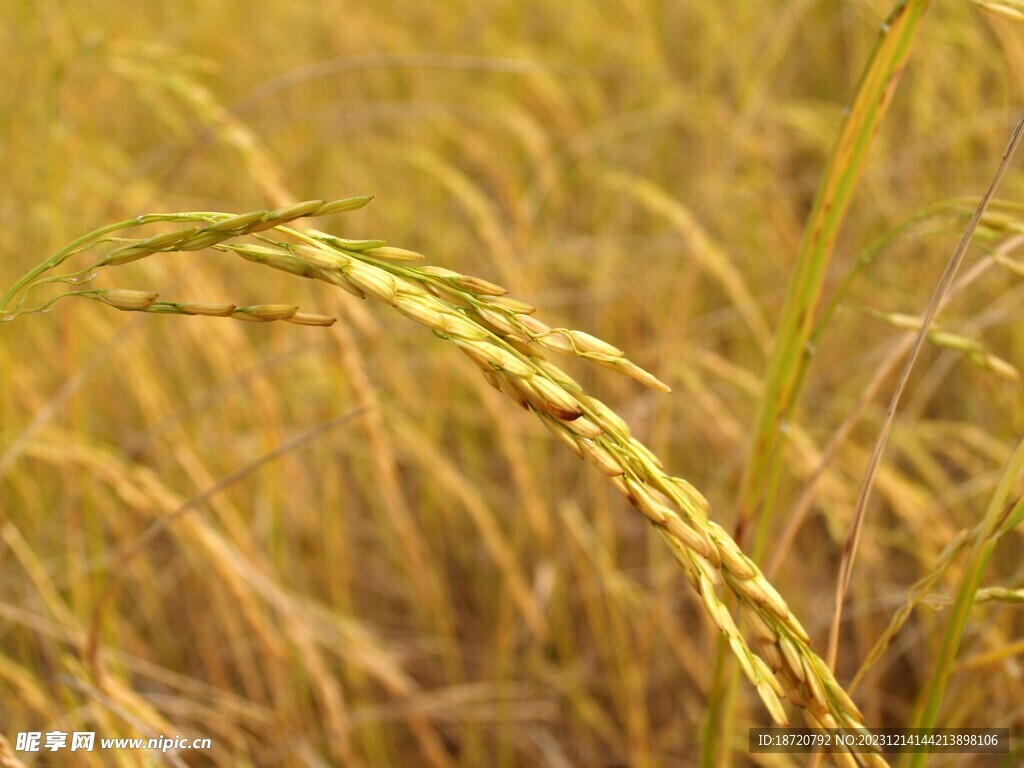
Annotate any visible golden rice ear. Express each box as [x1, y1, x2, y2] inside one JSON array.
[[2, 194, 882, 754]]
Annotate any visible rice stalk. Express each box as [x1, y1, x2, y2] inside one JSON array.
[[716, 3, 930, 755], [737, 0, 931, 550], [2, 199, 890, 766]]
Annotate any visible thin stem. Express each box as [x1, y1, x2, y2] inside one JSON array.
[[827, 111, 1024, 669], [0, 213, 211, 312]]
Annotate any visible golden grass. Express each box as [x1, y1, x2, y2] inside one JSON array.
[[3, 2, 1024, 767]]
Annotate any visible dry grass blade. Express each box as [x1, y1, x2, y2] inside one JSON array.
[[826, 111, 1024, 669]]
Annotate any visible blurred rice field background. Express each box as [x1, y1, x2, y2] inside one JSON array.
[[2, 1, 1024, 766]]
